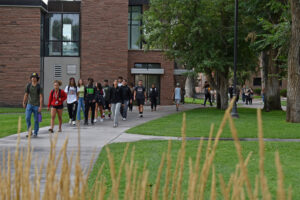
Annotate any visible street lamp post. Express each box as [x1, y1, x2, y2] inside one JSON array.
[[231, 0, 239, 118]]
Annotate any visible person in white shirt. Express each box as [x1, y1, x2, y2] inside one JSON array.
[[65, 77, 78, 125]]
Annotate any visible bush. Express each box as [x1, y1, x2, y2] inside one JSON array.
[[280, 89, 287, 97], [253, 88, 262, 95]]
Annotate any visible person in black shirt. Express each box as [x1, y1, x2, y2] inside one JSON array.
[[103, 80, 111, 119], [120, 79, 132, 120], [84, 78, 97, 125], [128, 83, 134, 112], [134, 80, 147, 117], [110, 80, 123, 127], [203, 81, 213, 107], [149, 83, 158, 111]]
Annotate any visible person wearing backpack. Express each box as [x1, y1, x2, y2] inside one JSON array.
[[84, 78, 97, 125], [120, 79, 132, 120], [103, 80, 111, 119], [203, 81, 213, 107], [95, 82, 105, 123], [23, 73, 43, 138], [48, 80, 67, 133], [65, 77, 78, 125]]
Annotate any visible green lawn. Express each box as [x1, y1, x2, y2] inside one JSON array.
[[0, 107, 48, 114], [184, 97, 216, 105], [126, 108, 300, 139], [89, 140, 300, 199], [0, 109, 70, 138]]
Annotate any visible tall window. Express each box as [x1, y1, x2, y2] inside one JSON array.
[[128, 6, 142, 49], [47, 13, 80, 56]]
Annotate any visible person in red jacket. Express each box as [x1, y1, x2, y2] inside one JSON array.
[[48, 80, 67, 133]]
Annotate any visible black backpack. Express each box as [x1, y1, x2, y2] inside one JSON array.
[[51, 89, 61, 99], [68, 85, 78, 94], [26, 83, 41, 95]]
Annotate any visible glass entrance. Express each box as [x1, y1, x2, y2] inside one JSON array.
[[134, 74, 161, 104]]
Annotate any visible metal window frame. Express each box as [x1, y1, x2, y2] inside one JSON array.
[[46, 12, 81, 57], [128, 5, 143, 50]]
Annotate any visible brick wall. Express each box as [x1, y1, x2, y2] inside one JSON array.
[[81, 0, 129, 85], [0, 7, 41, 106], [128, 50, 174, 105]]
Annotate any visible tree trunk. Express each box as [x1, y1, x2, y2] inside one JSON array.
[[286, 0, 300, 122], [185, 75, 194, 98], [262, 49, 282, 111], [218, 72, 229, 110], [206, 70, 229, 110]]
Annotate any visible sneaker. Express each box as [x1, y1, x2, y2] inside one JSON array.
[[122, 118, 126, 121], [113, 123, 118, 128], [69, 119, 72, 124], [48, 128, 54, 133], [26, 132, 33, 138], [94, 119, 97, 123], [72, 121, 76, 125], [100, 118, 104, 122], [33, 134, 38, 138], [140, 114, 143, 118], [84, 122, 88, 126]]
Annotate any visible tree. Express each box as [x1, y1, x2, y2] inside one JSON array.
[[143, 0, 257, 109], [286, 0, 300, 122], [244, 0, 290, 111]]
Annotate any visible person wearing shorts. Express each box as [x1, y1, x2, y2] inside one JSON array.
[[173, 83, 182, 111], [48, 80, 67, 133], [134, 80, 147, 117]]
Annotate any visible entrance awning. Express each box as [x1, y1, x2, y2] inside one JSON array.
[[131, 68, 164, 75]]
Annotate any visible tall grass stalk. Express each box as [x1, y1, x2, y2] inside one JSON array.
[[0, 99, 293, 199]]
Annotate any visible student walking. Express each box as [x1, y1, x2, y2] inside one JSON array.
[[103, 80, 111, 119], [23, 73, 43, 138], [110, 80, 123, 127], [128, 83, 135, 112], [77, 79, 85, 123], [84, 78, 97, 125], [149, 83, 158, 111], [246, 88, 253, 105], [65, 77, 78, 125], [95, 82, 105, 123], [174, 83, 181, 111], [120, 79, 132, 120], [48, 80, 67, 133], [203, 81, 213, 106], [134, 80, 147, 117]]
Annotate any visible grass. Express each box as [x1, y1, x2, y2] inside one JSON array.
[[89, 140, 299, 199], [0, 107, 48, 114], [0, 109, 70, 138], [184, 97, 215, 105], [0, 101, 293, 199], [126, 108, 300, 139]]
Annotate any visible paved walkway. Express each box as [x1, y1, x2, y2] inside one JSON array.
[[0, 101, 290, 192], [0, 104, 198, 190]]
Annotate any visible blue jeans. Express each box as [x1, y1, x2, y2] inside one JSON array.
[[77, 97, 85, 120], [122, 100, 129, 118], [25, 104, 39, 135]]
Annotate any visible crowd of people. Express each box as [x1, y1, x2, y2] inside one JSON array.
[[23, 73, 167, 138]]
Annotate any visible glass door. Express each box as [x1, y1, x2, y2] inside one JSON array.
[[135, 74, 161, 104]]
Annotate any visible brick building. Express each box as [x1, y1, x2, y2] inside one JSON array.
[[0, 0, 186, 106]]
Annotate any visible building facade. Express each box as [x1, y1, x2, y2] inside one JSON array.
[[0, 0, 186, 106]]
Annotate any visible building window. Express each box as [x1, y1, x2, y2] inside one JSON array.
[[128, 6, 142, 49], [46, 13, 80, 56], [253, 78, 262, 86], [134, 63, 161, 69]]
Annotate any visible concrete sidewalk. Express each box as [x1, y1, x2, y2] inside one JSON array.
[[0, 104, 199, 190]]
